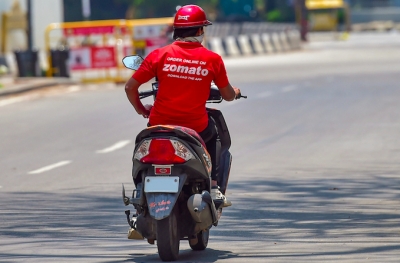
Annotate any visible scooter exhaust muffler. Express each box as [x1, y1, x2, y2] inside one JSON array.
[[187, 191, 218, 231]]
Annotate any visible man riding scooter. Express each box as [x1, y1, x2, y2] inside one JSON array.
[[125, 4, 241, 207]]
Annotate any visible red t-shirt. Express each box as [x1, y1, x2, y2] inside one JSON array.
[[132, 41, 229, 133]]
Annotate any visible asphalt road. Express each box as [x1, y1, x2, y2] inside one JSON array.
[[1, 32, 400, 262]]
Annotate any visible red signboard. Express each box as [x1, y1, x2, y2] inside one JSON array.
[[69, 47, 116, 70], [64, 26, 113, 36], [63, 26, 128, 36], [91, 47, 116, 68]]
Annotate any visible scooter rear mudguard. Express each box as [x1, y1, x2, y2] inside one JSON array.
[[145, 174, 186, 220]]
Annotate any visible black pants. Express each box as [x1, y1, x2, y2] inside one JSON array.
[[199, 117, 220, 181]]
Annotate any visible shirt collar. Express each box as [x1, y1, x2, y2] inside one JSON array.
[[172, 41, 203, 48]]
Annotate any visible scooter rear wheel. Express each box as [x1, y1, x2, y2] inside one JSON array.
[[157, 207, 180, 261], [189, 229, 209, 251]]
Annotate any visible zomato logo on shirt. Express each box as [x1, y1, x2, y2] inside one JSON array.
[[163, 64, 209, 76], [162, 57, 210, 80]]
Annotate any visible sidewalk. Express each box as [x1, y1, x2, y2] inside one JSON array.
[[0, 76, 77, 97]]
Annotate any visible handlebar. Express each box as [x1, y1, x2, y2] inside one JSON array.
[[139, 90, 156, 99], [139, 87, 248, 101]]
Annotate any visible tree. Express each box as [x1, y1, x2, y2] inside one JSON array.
[[264, 0, 296, 22]]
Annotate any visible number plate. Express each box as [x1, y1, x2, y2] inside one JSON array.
[[144, 176, 179, 193]]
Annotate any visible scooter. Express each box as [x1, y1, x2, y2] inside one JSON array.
[[121, 55, 246, 261]]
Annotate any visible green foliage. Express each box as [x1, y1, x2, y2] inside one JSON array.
[[337, 9, 345, 23], [263, 0, 296, 22], [266, 9, 282, 22]]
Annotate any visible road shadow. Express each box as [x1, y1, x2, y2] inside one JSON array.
[[220, 169, 400, 240], [1, 169, 400, 261]]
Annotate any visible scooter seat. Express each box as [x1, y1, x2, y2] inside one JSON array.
[[136, 125, 206, 148]]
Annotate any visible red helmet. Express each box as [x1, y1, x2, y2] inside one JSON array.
[[173, 5, 212, 28]]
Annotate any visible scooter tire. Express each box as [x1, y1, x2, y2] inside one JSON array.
[[156, 206, 180, 261], [189, 229, 209, 251]]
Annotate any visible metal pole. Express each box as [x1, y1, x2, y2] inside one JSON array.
[[344, 2, 352, 31], [82, 0, 91, 21], [27, 0, 33, 50]]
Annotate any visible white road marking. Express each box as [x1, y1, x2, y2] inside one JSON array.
[[281, 85, 298, 93], [67, 85, 81, 93], [257, 91, 273, 98], [96, 140, 132, 154], [0, 95, 38, 107], [0, 85, 81, 107], [28, 160, 72, 174]]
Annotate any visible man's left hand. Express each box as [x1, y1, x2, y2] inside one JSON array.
[[140, 104, 153, 118]]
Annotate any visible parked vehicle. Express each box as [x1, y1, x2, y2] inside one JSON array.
[[121, 55, 246, 261]]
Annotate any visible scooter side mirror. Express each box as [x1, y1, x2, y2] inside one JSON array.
[[122, 55, 144, 70]]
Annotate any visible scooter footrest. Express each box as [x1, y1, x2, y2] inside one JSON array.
[[213, 199, 224, 209]]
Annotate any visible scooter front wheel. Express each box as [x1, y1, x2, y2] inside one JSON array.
[[189, 229, 209, 251]]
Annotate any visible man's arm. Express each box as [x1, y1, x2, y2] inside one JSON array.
[[125, 77, 150, 118], [219, 83, 241, 101]]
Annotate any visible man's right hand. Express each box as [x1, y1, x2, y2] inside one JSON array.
[[220, 83, 241, 101]]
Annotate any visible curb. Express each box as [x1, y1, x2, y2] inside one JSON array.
[[0, 77, 77, 97], [204, 22, 302, 57], [352, 21, 400, 32]]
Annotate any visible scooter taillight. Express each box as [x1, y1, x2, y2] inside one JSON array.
[[135, 139, 194, 165]]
